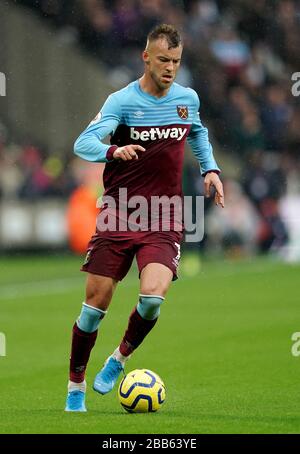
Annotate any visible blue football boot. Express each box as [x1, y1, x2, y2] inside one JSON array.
[[65, 390, 87, 412], [93, 356, 124, 395]]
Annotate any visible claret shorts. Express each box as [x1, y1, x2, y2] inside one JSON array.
[[81, 229, 183, 281]]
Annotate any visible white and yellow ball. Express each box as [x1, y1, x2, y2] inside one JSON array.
[[118, 369, 166, 413]]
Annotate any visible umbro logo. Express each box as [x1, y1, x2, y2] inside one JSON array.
[[133, 110, 144, 118]]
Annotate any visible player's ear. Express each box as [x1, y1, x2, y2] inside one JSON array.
[[143, 50, 150, 65]]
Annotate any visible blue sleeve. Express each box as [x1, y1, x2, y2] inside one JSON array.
[[74, 93, 121, 162], [187, 92, 220, 176]]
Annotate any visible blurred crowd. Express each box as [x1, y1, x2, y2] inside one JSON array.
[[1, 0, 300, 257], [0, 130, 77, 200]]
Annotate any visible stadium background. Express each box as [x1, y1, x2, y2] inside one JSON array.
[[0, 0, 300, 434]]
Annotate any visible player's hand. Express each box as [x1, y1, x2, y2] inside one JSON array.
[[204, 172, 225, 208], [113, 144, 146, 161]]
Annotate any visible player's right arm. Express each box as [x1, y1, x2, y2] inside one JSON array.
[[74, 93, 145, 162], [112, 144, 145, 161]]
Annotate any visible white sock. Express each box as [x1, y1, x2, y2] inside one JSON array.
[[68, 380, 86, 393], [112, 347, 131, 366]]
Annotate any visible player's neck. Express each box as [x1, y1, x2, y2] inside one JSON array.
[[139, 75, 170, 99]]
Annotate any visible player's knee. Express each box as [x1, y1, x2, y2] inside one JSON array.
[[137, 294, 164, 320], [85, 281, 114, 310], [140, 280, 169, 297]]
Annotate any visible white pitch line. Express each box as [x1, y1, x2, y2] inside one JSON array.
[[0, 260, 289, 301], [0, 275, 139, 300], [0, 277, 84, 300]]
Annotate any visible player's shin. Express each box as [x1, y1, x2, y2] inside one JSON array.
[[69, 303, 107, 384], [117, 295, 164, 359]]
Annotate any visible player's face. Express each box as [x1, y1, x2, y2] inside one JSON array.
[[144, 38, 182, 91]]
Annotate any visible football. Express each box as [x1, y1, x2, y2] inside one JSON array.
[[118, 369, 166, 413]]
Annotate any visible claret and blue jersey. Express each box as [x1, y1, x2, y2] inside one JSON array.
[[74, 79, 220, 203]]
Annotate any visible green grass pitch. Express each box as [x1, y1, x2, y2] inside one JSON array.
[[0, 254, 300, 434]]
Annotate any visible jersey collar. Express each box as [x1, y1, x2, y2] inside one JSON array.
[[134, 79, 175, 103]]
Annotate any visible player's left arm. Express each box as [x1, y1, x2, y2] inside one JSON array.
[[187, 92, 224, 208]]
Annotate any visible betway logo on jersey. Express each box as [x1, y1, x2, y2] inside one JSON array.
[[130, 127, 187, 142]]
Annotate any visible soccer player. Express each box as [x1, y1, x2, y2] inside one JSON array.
[[65, 24, 224, 412]]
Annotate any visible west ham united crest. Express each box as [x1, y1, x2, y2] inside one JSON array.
[[83, 250, 91, 265], [177, 105, 189, 120]]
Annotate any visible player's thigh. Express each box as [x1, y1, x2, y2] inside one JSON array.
[[85, 273, 118, 311], [139, 262, 173, 297], [136, 233, 182, 297]]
